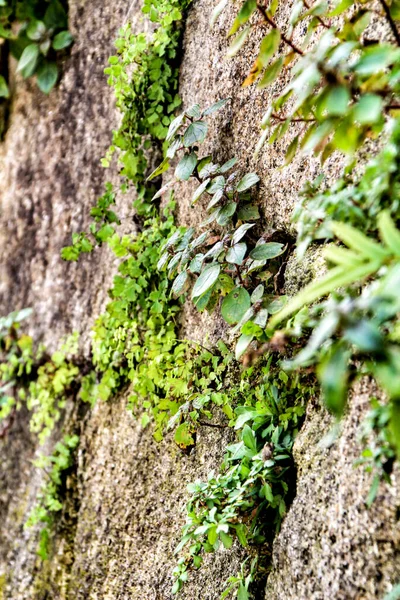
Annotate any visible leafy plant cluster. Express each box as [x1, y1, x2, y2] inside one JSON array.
[[214, 0, 400, 163], [153, 100, 289, 360], [25, 433, 80, 560], [0, 0, 73, 95], [61, 0, 192, 261], [102, 0, 192, 202], [0, 309, 80, 444], [173, 360, 312, 598]]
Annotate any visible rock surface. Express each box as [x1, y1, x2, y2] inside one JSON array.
[[1, 0, 400, 599]]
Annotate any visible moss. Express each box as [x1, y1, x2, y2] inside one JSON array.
[[0, 573, 6, 600]]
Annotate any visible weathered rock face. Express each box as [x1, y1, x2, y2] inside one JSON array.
[[1, 0, 400, 599]]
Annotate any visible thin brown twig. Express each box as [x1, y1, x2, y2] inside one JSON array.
[[378, 0, 400, 46], [303, 0, 330, 30], [257, 3, 304, 56], [198, 420, 228, 429], [272, 112, 316, 122]]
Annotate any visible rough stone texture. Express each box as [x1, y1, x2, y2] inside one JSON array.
[[266, 382, 400, 600], [0, 0, 132, 355], [1, 0, 400, 599]]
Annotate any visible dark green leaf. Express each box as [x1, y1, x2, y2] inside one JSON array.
[[221, 287, 251, 324], [52, 30, 73, 50], [17, 44, 39, 78], [216, 202, 237, 226], [37, 62, 58, 94], [226, 243, 247, 265], [171, 272, 189, 297], [249, 242, 284, 260], [192, 264, 221, 299], [183, 121, 208, 147], [175, 153, 197, 181], [236, 173, 260, 192], [317, 344, 350, 417]]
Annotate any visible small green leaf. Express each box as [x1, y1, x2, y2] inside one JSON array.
[[219, 531, 233, 549], [147, 157, 170, 181], [0, 75, 9, 98], [203, 98, 230, 116], [229, 0, 257, 35], [227, 26, 251, 58], [324, 85, 350, 116], [242, 424, 257, 451], [317, 343, 350, 417], [235, 333, 253, 359], [174, 422, 195, 448], [237, 204, 260, 220], [232, 223, 255, 244], [378, 211, 400, 257], [216, 202, 237, 226], [226, 243, 247, 265], [344, 321, 384, 353], [175, 153, 197, 181], [354, 45, 400, 76], [219, 157, 237, 172], [192, 179, 211, 204], [353, 94, 383, 125], [249, 242, 284, 260], [171, 272, 189, 297], [192, 264, 221, 299], [52, 30, 74, 50], [183, 121, 208, 147], [17, 44, 39, 78], [37, 62, 58, 94], [258, 57, 284, 89], [166, 113, 185, 142], [221, 287, 251, 324], [210, 0, 229, 27], [236, 173, 260, 192]]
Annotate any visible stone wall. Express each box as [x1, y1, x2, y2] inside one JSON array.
[[1, 0, 400, 599]]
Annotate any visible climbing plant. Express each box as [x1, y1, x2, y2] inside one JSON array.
[[4, 0, 400, 597], [0, 0, 73, 95]]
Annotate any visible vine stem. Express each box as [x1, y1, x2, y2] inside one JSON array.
[[256, 3, 304, 56], [272, 113, 316, 123], [198, 421, 228, 429], [303, 0, 330, 29], [379, 0, 400, 46]]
